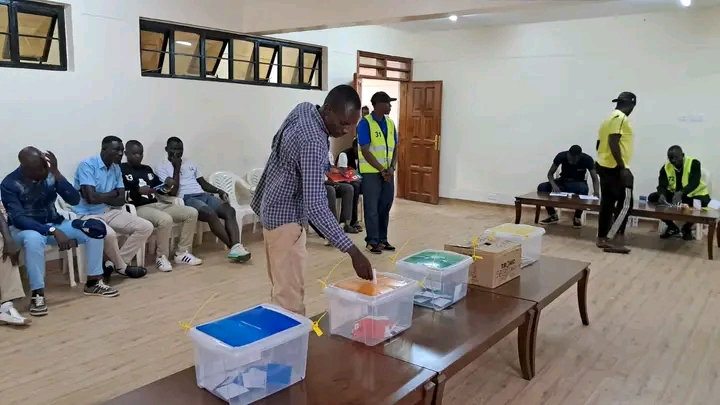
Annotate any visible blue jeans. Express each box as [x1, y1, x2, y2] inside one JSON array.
[[12, 220, 104, 291], [361, 173, 394, 245], [537, 180, 589, 218]]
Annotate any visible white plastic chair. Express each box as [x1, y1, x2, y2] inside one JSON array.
[[124, 197, 185, 267], [52, 198, 86, 286], [208, 172, 257, 243]]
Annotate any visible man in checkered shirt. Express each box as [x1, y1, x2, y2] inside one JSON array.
[[252, 85, 373, 315]]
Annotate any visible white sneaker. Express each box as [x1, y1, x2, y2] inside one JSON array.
[[228, 243, 251, 263], [174, 252, 203, 266], [156, 255, 173, 272], [0, 302, 30, 326]]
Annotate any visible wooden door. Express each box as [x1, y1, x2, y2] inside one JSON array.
[[397, 81, 443, 204]]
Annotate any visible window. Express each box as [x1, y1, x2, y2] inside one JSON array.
[[0, 0, 67, 71], [139, 19, 323, 90], [357, 51, 412, 81]]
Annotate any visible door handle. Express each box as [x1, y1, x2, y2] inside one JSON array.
[[434, 135, 440, 151]]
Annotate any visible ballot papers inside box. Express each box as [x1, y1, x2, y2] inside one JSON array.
[[395, 249, 472, 310]]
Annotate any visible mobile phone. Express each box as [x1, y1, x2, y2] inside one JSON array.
[[153, 184, 169, 193]]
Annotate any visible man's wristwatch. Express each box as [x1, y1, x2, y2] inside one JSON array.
[[48, 226, 56, 235]]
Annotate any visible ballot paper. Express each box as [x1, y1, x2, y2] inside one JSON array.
[[549, 192, 572, 197], [579, 195, 599, 200], [708, 200, 720, 210], [241, 367, 267, 389], [214, 383, 249, 401]]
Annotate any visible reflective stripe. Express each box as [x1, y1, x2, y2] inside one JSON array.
[[663, 157, 708, 197], [358, 114, 396, 174]]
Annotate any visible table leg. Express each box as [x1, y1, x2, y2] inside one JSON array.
[[517, 308, 537, 380], [578, 268, 590, 326], [534, 206, 541, 224], [709, 221, 717, 260], [515, 201, 522, 224], [432, 374, 447, 405], [421, 381, 436, 405]]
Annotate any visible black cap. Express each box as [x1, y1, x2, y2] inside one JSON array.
[[370, 91, 397, 104], [612, 91, 637, 104]]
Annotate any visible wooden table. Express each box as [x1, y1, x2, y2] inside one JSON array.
[[515, 191, 720, 259], [360, 289, 536, 404], [475, 256, 590, 378], [103, 326, 437, 405]]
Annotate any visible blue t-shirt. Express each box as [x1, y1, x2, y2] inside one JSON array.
[[356, 113, 398, 147], [72, 156, 123, 215]]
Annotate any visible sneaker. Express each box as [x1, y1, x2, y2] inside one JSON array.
[[228, 244, 251, 263], [156, 255, 173, 272], [0, 302, 30, 326], [573, 218, 582, 229], [117, 265, 147, 279], [29, 294, 48, 317], [351, 223, 363, 232], [540, 215, 559, 225], [366, 244, 382, 254], [174, 252, 203, 266], [660, 226, 680, 239], [84, 280, 119, 297], [379, 242, 396, 251]]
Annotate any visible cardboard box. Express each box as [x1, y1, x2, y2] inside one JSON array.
[[444, 238, 522, 288]]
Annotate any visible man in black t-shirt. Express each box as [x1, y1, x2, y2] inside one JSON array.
[[537, 145, 600, 228], [120, 140, 203, 272]]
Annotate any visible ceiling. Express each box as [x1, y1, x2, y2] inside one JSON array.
[[385, 0, 720, 32]]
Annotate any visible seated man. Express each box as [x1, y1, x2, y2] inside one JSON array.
[[537, 145, 600, 228], [648, 145, 710, 240], [0, 206, 30, 326], [73, 136, 152, 279], [156, 137, 250, 262], [121, 140, 202, 271], [336, 139, 362, 231], [1, 147, 118, 317]]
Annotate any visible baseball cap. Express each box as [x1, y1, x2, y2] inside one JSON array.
[[71, 219, 107, 239], [612, 91, 637, 104], [370, 91, 397, 104]]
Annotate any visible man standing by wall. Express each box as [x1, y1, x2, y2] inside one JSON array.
[[252, 84, 373, 316], [357, 92, 398, 254], [596, 92, 636, 254]]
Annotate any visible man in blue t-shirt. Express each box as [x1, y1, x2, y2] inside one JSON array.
[[537, 145, 600, 228]]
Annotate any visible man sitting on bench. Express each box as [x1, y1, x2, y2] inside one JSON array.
[[537, 145, 600, 228], [648, 145, 710, 240]]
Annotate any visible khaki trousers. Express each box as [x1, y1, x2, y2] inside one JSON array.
[[263, 223, 307, 316], [135, 202, 198, 257], [0, 234, 25, 302], [82, 208, 154, 269]]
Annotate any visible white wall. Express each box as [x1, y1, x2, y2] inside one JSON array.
[[361, 79, 401, 131], [0, 1, 411, 185], [408, 7, 720, 204]]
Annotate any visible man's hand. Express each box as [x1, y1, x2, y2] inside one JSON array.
[[658, 193, 668, 205], [45, 150, 59, 174], [218, 190, 229, 202], [348, 246, 373, 280], [138, 186, 155, 196], [672, 191, 684, 206], [382, 168, 395, 183], [164, 178, 176, 189], [620, 168, 634, 188], [328, 167, 341, 175], [170, 157, 182, 170], [592, 190, 600, 198], [2, 239, 20, 266], [550, 181, 561, 193], [52, 229, 74, 251]]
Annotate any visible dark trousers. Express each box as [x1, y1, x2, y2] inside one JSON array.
[[361, 173, 394, 245], [597, 166, 633, 239], [537, 180, 589, 218], [349, 181, 361, 225], [310, 182, 355, 239], [648, 191, 710, 230]]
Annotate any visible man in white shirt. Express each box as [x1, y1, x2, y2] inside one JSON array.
[[155, 137, 250, 262]]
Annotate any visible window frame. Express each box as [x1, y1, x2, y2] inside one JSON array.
[[0, 0, 68, 71], [139, 19, 323, 90]]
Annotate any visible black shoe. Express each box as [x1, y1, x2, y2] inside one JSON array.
[[29, 294, 48, 317], [84, 280, 120, 297], [660, 226, 680, 239], [117, 266, 147, 279], [379, 242, 396, 251], [102, 261, 115, 284], [540, 215, 559, 225], [343, 224, 360, 234], [366, 244, 382, 254], [682, 228, 694, 240], [573, 218, 582, 229], [351, 223, 363, 232]]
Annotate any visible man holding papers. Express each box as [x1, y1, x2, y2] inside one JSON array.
[[537, 145, 600, 228]]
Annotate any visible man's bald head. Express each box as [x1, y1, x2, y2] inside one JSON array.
[[18, 146, 49, 181]]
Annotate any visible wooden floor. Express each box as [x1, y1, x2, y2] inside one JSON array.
[[2, 199, 720, 405]]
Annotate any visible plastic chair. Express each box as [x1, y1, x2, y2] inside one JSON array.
[[50, 198, 86, 287], [124, 197, 185, 267], [209, 171, 258, 241]]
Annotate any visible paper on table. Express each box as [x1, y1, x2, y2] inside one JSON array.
[[708, 199, 720, 210], [579, 195, 599, 200], [549, 192, 573, 197]]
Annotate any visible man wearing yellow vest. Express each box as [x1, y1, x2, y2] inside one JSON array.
[[596, 91, 636, 254], [357, 91, 398, 254], [648, 145, 710, 240]]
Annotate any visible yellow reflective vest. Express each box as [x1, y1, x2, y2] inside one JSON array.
[[358, 114, 396, 174], [664, 157, 708, 197]]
